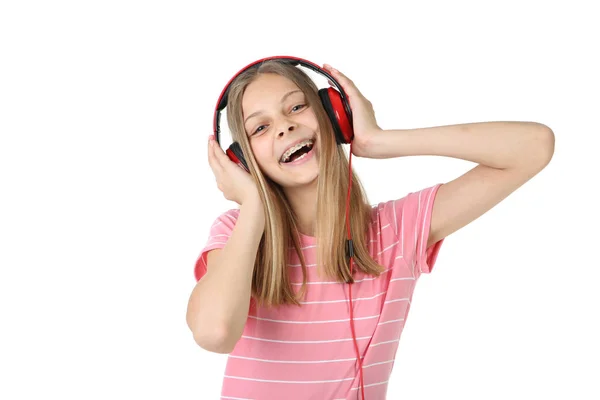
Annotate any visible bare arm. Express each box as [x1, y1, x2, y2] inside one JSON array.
[[186, 197, 265, 353]]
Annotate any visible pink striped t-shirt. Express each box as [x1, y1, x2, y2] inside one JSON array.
[[194, 183, 444, 400]]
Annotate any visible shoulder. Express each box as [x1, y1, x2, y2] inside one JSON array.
[[369, 184, 445, 275], [209, 208, 240, 231], [194, 208, 241, 282], [373, 183, 443, 237]]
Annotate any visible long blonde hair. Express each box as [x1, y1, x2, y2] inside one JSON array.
[[226, 60, 385, 308]]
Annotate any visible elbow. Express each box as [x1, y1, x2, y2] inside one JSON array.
[[192, 324, 235, 354], [520, 123, 555, 169], [535, 124, 555, 166]]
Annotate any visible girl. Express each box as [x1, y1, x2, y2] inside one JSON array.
[[186, 58, 554, 400]]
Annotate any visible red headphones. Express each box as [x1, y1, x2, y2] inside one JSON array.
[[212, 56, 366, 399], [213, 56, 354, 172]]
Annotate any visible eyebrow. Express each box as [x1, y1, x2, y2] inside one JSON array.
[[244, 90, 303, 125]]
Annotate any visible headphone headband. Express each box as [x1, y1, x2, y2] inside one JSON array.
[[213, 56, 352, 144]]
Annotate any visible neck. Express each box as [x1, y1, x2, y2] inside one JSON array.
[[283, 179, 318, 237]]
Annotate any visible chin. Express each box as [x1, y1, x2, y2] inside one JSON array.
[[273, 162, 319, 189], [276, 174, 319, 189]]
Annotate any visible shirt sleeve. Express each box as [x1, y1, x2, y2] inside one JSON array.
[[193, 208, 240, 282], [382, 183, 445, 276]]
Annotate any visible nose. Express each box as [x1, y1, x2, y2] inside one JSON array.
[[277, 123, 296, 137]]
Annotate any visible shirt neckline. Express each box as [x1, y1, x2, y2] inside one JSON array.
[[299, 232, 317, 245]]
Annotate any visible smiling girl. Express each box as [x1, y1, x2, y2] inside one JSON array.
[[186, 57, 555, 400]]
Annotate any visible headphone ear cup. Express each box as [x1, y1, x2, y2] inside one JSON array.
[[318, 87, 354, 144], [226, 142, 249, 173]]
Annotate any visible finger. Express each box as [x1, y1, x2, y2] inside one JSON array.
[[207, 137, 223, 175], [323, 64, 335, 81], [323, 65, 337, 87], [213, 140, 244, 177], [324, 65, 360, 97], [210, 138, 231, 166]]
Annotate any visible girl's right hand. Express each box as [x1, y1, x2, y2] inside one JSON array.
[[207, 135, 260, 206]]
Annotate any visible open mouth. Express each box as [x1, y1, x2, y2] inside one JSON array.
[[279, 138, 315, 165]]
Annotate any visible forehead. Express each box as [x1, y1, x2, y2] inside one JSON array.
[[242, 73, 302, 113]]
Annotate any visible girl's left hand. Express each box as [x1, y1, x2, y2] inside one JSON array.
[[323, 64, 381, 158]]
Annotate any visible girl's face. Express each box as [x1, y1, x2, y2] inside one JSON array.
[[242, 73, 320, 188]]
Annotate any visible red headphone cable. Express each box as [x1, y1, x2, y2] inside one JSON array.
[[346, 141, 366, 400]]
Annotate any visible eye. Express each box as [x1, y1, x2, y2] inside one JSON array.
[[291, 104, 306, 112], [252, 125, 267, 135]]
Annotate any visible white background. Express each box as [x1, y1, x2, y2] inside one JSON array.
[[1, 1, 598, 399]]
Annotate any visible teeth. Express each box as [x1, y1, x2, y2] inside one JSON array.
[[281, 139, 314, 163]]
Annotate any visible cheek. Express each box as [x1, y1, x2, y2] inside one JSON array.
[[249, 141, 274, 169], [304, 108, 319, 130], [302, 109, 319, 130]]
